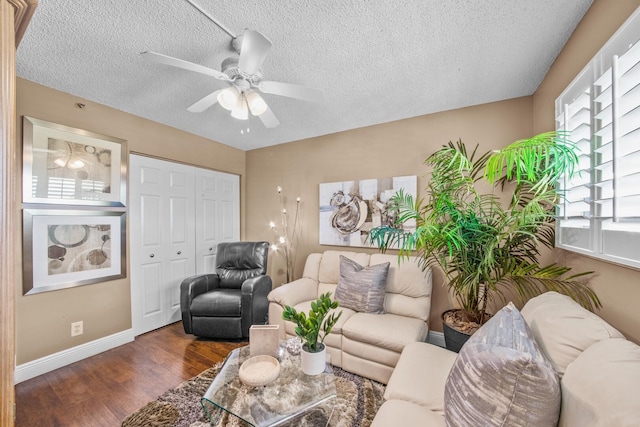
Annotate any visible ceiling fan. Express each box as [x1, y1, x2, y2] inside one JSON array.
[[141, 29, 324, 128]]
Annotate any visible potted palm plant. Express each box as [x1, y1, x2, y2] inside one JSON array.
[[369, 131, 601, 352], [282, 292, 342, 374]]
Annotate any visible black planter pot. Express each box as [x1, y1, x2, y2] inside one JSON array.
[[441, 309, 472, 353]]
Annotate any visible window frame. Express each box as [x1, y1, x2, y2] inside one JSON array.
[[555, 7, 640, 270]]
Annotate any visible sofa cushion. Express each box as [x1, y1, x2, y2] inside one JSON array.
[[317, 251, 370, 284], [559, 338, 640, 427], [371, 400, 446, 427], [342, 312, 427, 353], [335, 255, 389, 313], [385, 342, 457, 415], [521, 291, 624, 376], [444, 303, 560, 427], [371, 254, 432, 321]]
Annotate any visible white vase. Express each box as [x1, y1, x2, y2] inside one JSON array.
[[300, 343, 327, 375]]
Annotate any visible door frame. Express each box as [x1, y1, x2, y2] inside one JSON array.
[[1, 1, 37, 424]]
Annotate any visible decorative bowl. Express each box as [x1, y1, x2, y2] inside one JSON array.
[[238, 355, 280, 387]]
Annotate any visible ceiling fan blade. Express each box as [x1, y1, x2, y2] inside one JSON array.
[[238, 30, 272, 75], [259, 106, 280, 128], [187, 89, 221, 113], [141, 51, 228, 81], [258, 81, 325, 103]]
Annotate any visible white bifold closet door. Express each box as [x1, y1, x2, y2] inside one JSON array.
[[129, 155, 239, 335], [194, 167, 241, 274]]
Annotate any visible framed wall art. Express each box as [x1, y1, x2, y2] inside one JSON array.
[[23, 209, 127, 295], [319, 175, 417, 248], [22, 116, 127, 207]]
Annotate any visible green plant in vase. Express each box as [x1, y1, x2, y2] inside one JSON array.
[[282, 292, 342, 353], [369, 131, 600, 350]]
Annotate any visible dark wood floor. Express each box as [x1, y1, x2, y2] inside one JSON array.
[[14, 322, 246, 427]]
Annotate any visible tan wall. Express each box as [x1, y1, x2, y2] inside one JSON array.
[[246, 97, 533, 332], [533, 0, 640, 344], [15, 78, 246, 364]]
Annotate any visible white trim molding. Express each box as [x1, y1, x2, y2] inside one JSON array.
[[427, 330, 445, 348], [14, 328, 134, 384]]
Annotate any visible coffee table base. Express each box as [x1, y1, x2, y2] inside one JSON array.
[[201, 343, 336, 427], [202, 394, 336, 427]]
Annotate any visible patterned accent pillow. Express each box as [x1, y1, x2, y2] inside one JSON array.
[[334, 255, 389, 313], [444, 302, 561, 427]]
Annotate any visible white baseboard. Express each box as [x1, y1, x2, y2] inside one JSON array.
[[427, 331, 445, 348], [14, 328, 135, 384]]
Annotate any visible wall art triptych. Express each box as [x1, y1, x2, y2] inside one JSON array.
[[22, 116, 128, 295], [319, 175, 417, 248]]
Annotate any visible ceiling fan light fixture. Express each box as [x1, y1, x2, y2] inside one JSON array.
[[245, 90, 268, 116], [231, 94, 249, 120], [67, 158, 85, 169], [217, 86, 240, 111]]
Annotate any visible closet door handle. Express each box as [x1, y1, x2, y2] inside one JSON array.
[[149, 253, 155, 258], [177, 251, 182, 255], [209, 247, 213, 251]]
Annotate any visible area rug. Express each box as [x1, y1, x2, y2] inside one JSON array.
[[122, 362, 385, 427]]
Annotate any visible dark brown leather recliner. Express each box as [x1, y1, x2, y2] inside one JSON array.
[[180, 241, 272, 339]]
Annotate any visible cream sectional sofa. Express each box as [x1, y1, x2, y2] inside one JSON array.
[[267, 250, 432, 384], [372, 291, 640, 426]]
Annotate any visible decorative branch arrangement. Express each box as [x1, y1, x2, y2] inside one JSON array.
[[269, 186, 301, 283]]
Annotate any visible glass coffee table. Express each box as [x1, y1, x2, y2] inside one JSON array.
[[201, 343, 336, 426]]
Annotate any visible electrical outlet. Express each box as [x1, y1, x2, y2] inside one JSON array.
[[71, 321, 83, 337]]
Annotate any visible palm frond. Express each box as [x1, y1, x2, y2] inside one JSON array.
[[485, 131, 579, 192]]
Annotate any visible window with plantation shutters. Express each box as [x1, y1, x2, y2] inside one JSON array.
[[557, 80, 592, 250], [556, 7, 640, 269]]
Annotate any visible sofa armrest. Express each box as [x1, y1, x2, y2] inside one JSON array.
[[384, 342, 457, 415], [267, 277, 318, 340], [267, 277, 318, 308]]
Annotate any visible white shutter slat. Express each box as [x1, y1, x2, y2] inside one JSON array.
[[565, 174, 591, 188], [618, 150, 640, 177], [565, 192, 590, 204], [600, 194, 640, 218], [568, 91, 591, 113], [595, 121, 612, 138], [616, 127, 640, 157], [618, 104, 640, 136], [595, 103, 613, 121], [618, 172, 640, 197], [569, 108, 590, 130], [562, 202, 591, 218], [618, 39, 640, 74], [594, 68, 612, 88], [594, 87, 612, 106], [618, 80, 640, 114], [595, 140, 612, 154]]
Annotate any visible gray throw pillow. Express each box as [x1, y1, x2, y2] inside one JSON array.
[[444, 302, 561, 427], [334, 255, 389, 313]]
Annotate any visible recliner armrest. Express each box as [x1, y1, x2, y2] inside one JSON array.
[[267, 277, 319, 308], [180, 274, 220, 333], [241, 274, 273, 296], [241, 274, 273, 335], [181, 274, 220, 300]]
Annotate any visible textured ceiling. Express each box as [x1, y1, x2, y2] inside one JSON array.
[[16, 0, 593, 151]]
